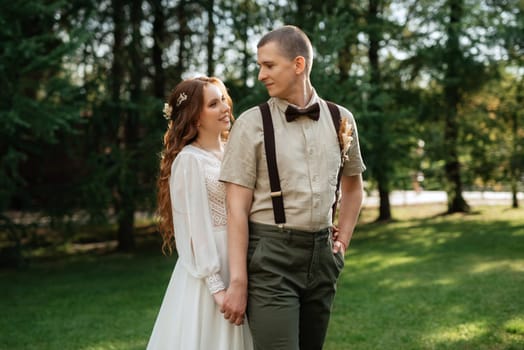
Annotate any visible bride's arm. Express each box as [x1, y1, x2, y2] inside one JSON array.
[[170, 153, 226, 295]]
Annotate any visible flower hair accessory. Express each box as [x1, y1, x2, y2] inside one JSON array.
[[338, 117, 353, 163], [163, 103, 173, 120], [176, 92, 188, 107]]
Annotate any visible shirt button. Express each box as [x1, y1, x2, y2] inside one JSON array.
[[313, 175, 318, 182], [309, 149, 314, 155]]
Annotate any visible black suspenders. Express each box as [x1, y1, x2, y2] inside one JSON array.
[[258, 101, 342, 225], [326, 102, 342, 223], [260, 102, 286, 224]]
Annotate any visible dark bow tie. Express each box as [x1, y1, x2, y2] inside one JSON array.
[[285, 103, 320, 122]]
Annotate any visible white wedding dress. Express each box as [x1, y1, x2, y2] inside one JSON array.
[[147, 145, 253, 350]]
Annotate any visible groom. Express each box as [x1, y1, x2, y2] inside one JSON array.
[[220, 25, 365, 350]]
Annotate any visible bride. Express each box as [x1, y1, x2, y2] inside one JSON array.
[[147, 76, 253, 350]]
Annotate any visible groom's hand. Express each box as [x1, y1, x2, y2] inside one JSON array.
[[220, 280, 247, 325]]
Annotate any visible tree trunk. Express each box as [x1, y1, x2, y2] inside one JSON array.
[[510, 109, 519, 208], [368, 0, 392, 221], [0, 215, 25, 268], [151, 0, 166, 99], [116, 0, 144, 251], [206, 0, 215, 77], [241, 27, 249, 85], [110, 0, 136, 250], [377, 182, 392, 222], [511, 180, 518, 209], [111, 0, 124, 105], [443, 0, 469, 213], [175, 1, 189, 83], [337, 45, 352, 84]]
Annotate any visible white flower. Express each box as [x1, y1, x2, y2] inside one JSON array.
[[163, 103, 173, 120], [338, 117, 353, 163]]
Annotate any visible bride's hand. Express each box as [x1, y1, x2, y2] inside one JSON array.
[[212, 290, 226, 308]]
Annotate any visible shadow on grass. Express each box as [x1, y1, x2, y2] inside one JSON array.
[[2, 206, 523, 349], [0, 244, 177, 350], [328, 210, 524, 349]]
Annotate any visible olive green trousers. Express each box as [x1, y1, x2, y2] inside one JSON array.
[[246, 222, 345, 350]]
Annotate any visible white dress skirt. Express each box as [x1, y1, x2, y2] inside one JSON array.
[[147, 145, 253, 350]]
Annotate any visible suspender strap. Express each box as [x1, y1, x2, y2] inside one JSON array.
[[326, 101, 341, 131], [325, 101, 342, 223], [259, 102, 286, 224], [259, 101, 342, 225]]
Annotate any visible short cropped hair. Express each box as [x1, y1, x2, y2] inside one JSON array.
[[257, 25, 313, 75]]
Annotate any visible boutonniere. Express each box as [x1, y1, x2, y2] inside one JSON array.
[[338, 117, 353, 164]]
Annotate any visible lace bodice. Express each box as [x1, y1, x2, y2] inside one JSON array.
[[203, 161, 227, 228]]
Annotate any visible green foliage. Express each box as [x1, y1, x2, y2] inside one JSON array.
[[0, 0, 91, 253], [1, 0, 523, 244], [1, 2, 80, 204]]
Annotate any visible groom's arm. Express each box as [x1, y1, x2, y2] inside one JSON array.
[[220, 182, 253, 325]]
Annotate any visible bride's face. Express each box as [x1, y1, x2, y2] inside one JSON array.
[[197, 84, 231, 136]]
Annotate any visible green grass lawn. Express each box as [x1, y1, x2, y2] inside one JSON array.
[[1, 205, 523, 349]]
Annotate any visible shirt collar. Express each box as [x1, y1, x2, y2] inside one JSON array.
[[271, 89, 320, 115]]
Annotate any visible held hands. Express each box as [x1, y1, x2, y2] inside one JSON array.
[[219, 281, 247, 326], [212, 290, 226, 308], [214, 290, 245, 325], [217, 227, 345, 326]]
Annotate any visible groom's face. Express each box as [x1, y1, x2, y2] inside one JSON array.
[[257, 41, 298, 101]]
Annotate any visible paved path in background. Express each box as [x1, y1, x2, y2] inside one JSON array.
[[362, 190, 524, 208]]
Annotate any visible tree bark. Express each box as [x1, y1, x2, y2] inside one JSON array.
[[368, 0, 392, 221], [443, 0, 469, 213], [110, 0, 137, 250], [175, 1, 189, 83], [510, 109, 519, 208], [115, 0, 143, 251], [377, 181, 392, 222], [111, 0, 124, 105], [206, 0, 215, 76], [151, 0, 166, 99]]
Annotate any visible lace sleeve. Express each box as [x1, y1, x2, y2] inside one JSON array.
[[205, 273, 226, 294]]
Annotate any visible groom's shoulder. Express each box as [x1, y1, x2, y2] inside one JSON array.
[[235, 105, 263, 125], [238, 105, 262, 118], [321, 99, 354, 120]]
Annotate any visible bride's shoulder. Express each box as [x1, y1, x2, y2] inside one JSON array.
[[172, 146, 203, 170]]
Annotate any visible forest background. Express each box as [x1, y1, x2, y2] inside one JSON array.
[[1, 0, 523, 261]]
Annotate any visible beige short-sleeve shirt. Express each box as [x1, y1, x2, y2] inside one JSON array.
[[220, 90, 366, 231]]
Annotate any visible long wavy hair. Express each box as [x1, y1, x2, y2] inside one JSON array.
[[157, 76, 233, 254]]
